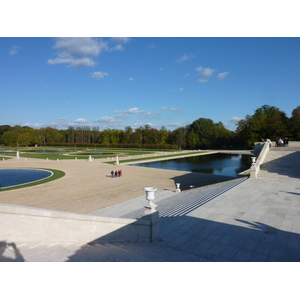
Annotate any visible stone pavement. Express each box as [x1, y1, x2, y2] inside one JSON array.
[[1, 148, 299, 262], [87, 174, 300, 262]]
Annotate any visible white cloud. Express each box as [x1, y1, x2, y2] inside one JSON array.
[[71, 58, 97, 67], [128, 77, 135, 81], [73, 118, 88, 124], [169, 108, 181, 112], [173, 88, 184, 92], [47, 37, 108, 67], [196, 66, 216, 77], [91, 71, 109, 79], [198, 78, 208, 83], [176, 54, 194, 63], [95, 116, 115, 123], [217, 72, 229, 79], [109, 38, 131, 52], [9, 45, 21, 55], [160, 106, 168, 110], [53, 37, 107, 58], [23, 122, 43, 128], [134, 120, 143, 127], [114, 113, 130, 119], [166, 122, 182, 128], [110, 44, 124, 52], [124, 107, 145, 114], [229, 117, 243, 124], [110, 37, 131, 44], [94, 116, 123, 128]]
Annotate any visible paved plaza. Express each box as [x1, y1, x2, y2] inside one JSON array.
[[0, 148, 300, 261]]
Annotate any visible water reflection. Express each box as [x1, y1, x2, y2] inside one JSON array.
[[132, 153, 252, 177], [0, 169, 52, 188]]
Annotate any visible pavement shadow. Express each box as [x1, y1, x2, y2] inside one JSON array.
[[169, 172, 240, 191], [0, 241, 25, 262], [158, 215, 300, 262], [63, 210, 300, 262], [260, 150, 300, 179]]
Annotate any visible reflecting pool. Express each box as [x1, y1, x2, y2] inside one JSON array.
[[132, 153, 252, 177], [0, 169, 52, 188]]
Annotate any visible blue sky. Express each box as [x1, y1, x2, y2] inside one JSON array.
[[1, 37, 299, 132]]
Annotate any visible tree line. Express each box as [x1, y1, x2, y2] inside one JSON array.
[[1, 105, 299, 149]]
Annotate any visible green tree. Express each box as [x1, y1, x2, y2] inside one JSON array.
[[187, 129, 198, 149], [289, 106, 300, 140], [168, 127, 187, 150], [236, 105, 289, 147], [123, 126, 133, 144], [1, 131, 18, 146], [188, 118, 217, 149]]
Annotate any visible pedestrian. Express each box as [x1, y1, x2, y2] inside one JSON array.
[[111, 170, 114, 178], [119, 170, 122, 177], [278, 138, 284, 147], [115, 170, 118, 177], [284, 137, 289, 147], [275, 137, 279, 147]]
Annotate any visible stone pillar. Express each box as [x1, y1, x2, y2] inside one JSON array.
[[142, 187, 160, 241]]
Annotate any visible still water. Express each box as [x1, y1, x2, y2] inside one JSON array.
[[132, 153, 252, 178], [0, 169, 52, 188]]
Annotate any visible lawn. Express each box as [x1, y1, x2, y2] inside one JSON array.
[[0, 147, 169, 160]]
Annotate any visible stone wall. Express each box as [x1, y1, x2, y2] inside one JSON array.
[[0, 203, 160, 244]]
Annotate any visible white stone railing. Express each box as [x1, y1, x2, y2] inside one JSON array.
[[0, 203, 160, 245], [250, 142, 270, 178]]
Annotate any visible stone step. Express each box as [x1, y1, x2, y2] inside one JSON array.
[[15, 243, 82, 262], [258, 149, 300, 179], [66, 242, 154, 262], [121, 241, 206, 262], [0, 240, 206, 262]]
